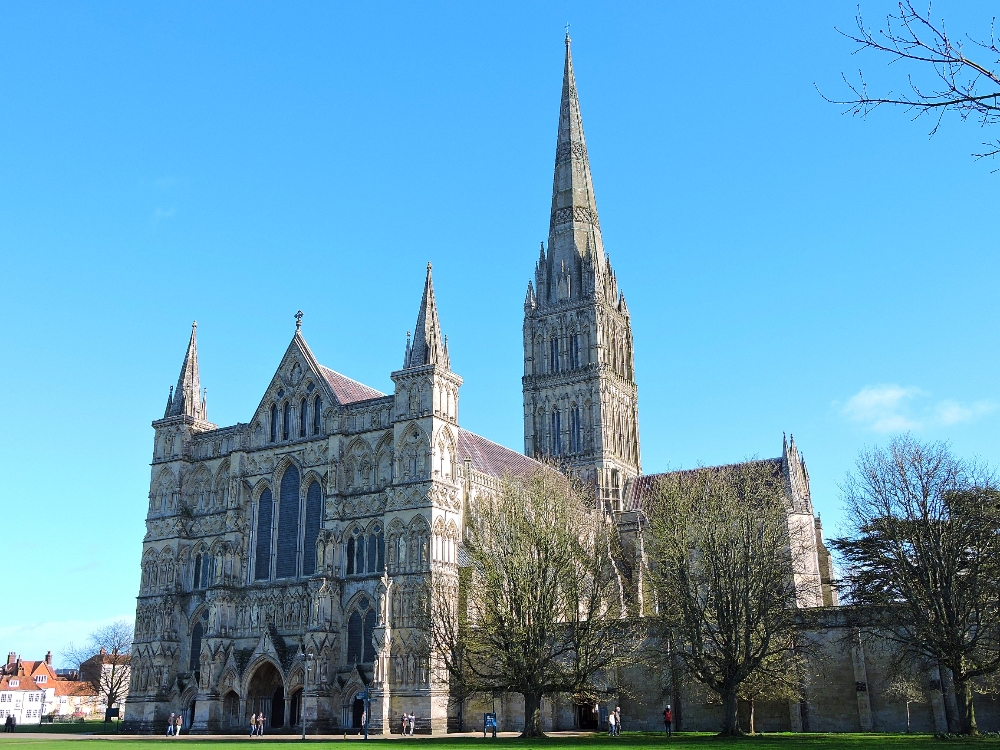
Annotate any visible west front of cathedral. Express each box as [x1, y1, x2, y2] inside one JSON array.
[[124, 38, 867, 736]]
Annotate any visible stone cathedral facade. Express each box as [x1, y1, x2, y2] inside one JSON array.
[[123, 37, 843, 735]]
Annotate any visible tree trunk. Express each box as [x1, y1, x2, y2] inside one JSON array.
[[521, 693, 544, 738], [954, 679, 978, 736], [720, 688, 742, 736], [749, 698, 755, 735]]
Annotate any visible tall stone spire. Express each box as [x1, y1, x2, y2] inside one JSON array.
[[405, 263, 450, 369], [164, 321, 208, 421], [547, 32, 604, 281], [522, 36, 640, 507]]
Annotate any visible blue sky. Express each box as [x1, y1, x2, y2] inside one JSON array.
[[1, 1, 997, 664]]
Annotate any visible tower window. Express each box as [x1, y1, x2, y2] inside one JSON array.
[[254, 489, 273, 581], [299, 398, 307, 438], [571, 406, 582, 453], [569, 335, 580, 369], [282, 402, 290, 441], [550, 338, 560, 373], [551, 409, 562, 456]]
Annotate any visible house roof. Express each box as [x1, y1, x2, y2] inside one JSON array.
[[0, 674, 43, 693], [458, 429, 545, 479], [318, 366, 386, 405], [625, 457, 784, 512], [53, 680, 98, 698]]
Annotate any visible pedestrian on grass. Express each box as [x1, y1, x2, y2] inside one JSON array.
[[663, 705, 672, 738], [607, 710, 616, 736], [614, 706, 621, 736]]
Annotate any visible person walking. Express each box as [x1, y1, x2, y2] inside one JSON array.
[[249, 712, 257, 737], [614, 706, 622, 736], [257, 714, 265, 737], [174, 713, 183, 737], [400, 714, 407, 735], [607, 709, 616, 737], [167, 713, 175, 736], [663, 705, 672, 738], [408, 713, 415, 736]]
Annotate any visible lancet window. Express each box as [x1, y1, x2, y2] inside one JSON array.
[[282, 402, 290, 441], [313, 396, 322, 435], [275, 465, 301, 578], [269, 404, 277, 443], [550, 408, 562, 455], [570, 405, 582, 454], [254, 488, 273, 581], [299, 398, 307, 438]]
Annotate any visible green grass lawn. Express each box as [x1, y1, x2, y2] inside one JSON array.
[[2, 733, 1000, 750]]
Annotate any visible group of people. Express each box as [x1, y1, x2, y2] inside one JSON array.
[[399, 712, 417, 735], [607, 706, 623, 736], [3, 715, 17, 733], [248, 713, 267, 736], [165, 713, 183, 736]]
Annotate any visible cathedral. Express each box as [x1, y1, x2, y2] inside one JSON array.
[[123, 36, 836, 735]]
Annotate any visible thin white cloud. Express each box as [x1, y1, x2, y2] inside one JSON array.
[[152, 206, 176, 226], [838, 384, 996, 433]]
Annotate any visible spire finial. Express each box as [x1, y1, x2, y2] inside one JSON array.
[[295, 310, 303, 331], [565, 22, 571, 43]]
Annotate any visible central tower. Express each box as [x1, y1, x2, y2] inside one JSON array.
[[522, 35, 640, 508]]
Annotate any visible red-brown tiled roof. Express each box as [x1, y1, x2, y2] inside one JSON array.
[[458, 429, 546, 479], [0, 675, 43, 692], [318, 366, 386, 405], [624, 458, 783, 512], [54, 680, 98, 698]]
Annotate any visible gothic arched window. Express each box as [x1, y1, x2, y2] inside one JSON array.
[[302, 481, 322, 576], [571, 405, 582, 454], [254, 489, 273, 581], [346, 536, 356, 575], [366, 525, 384, 574], [550, 408, 562, 456], [313, 396, 322, 435], [193, 553, 202, 590], [569, 334, 580, 369], [189, 621, 203, 673], [550, 337, 560, 373], [354, 531, 365, 574], [299, 398, 307, 438], [347, 611, 362, 663], [276, 465, 301, 579], [282, 402, 290, 441], [269, 404, 277, 443]]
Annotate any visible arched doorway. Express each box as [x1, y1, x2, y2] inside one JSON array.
[[272, 686, 285, 728], [223, 691, 240, 730], [289, 689, 302, 728], [352, 696, 365, 728], [247, 662, 283, 729], [577, 703, 599, 729], [187, 700, 196, 733]]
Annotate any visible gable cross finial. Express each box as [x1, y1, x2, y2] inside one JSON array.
[[295, 310, 304, 331]]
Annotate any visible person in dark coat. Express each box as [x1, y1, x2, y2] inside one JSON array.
[[663, 705, 672, 738]]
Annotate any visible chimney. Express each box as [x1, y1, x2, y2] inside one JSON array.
[[6, 652, 15, 666], [45, 651, 52, 666], [99, 647, 107, 655]]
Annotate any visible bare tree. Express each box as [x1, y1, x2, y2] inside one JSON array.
[[831, 435, 1000, 735], [736, 642, 805, 735], [63, 620, 133, 719], [427, 470, 637, 738], [644, 461, 808, 736], [821, 2, 1000, 163]]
